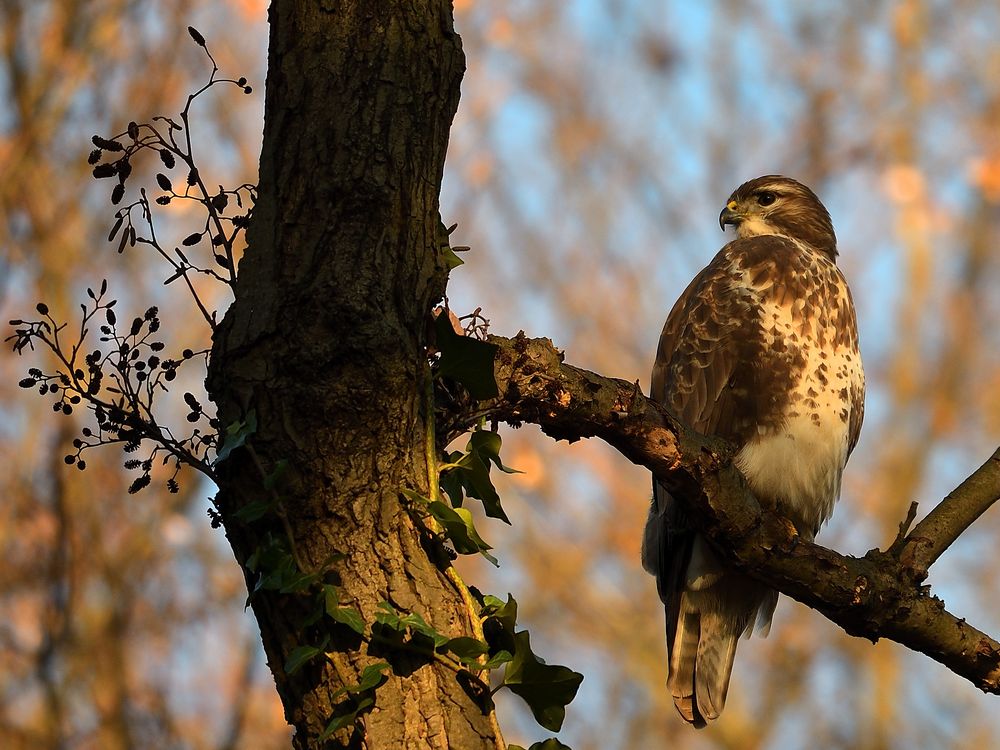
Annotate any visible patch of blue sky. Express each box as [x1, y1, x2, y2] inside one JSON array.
[[489, 93, 558, 224]]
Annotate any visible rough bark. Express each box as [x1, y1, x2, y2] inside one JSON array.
[[476, 333, 1000, 693], [208, 3, 495, 748]]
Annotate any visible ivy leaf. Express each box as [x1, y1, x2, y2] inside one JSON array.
[[374, 602, 453, 650], [284, 644, 322, 675], [451, 506, 499, 566], [349, 662, 391, 693], [319, 693, 376, 740], [483, 649, 514, 670], [508, 741, 574, 750], [427, 500, 499, 566], [441, 245, 465, 269], [399, 610, 450, 648], [318, 663, 389, 741], [323, 586, 366, 636], [278, 568, 318, 594], [329, 606, 366, 636], [233, 497, 274, 522], [439, 430, 517, 524], [440, 636, 490, 664], [374, 600, 404, 631], [469, 430, 521, 475], [460, 436, 508, 523], [503, 631, 583, 732], [245, 535, 312, 595], [482, 593, 519, 636], [434, 311, 498, 399], [263, 459, 291, 492], [319, 707, 364, 740], [439, 453, 468, 508], [215, 409, 257, 464], [481, 593, 519, 656]]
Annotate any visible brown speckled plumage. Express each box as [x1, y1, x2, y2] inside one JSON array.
[[642, 176, 865, 727]]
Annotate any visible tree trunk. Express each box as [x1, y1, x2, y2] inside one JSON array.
[[208, 3, 491, 747]]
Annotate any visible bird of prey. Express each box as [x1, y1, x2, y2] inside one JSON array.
[[641, 175, 865, 726]]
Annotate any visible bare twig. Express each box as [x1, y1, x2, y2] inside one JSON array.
[[888, 500, 920, 557]]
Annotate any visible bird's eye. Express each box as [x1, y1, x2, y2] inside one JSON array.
[[757, 192, 777, 207]]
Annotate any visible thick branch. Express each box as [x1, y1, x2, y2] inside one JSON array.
[[483, 332, 1000, 694]]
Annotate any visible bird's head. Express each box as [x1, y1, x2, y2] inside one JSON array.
[[719, 175, 837, 260]]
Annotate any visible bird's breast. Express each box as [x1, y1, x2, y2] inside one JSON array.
[[730, 248, 864, 536]]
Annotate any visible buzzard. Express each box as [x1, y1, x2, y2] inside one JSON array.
[[641, 175, 865, 726]]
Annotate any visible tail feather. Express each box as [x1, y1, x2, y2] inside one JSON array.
[[666, 592, 740, 727], [693, 611, 738, 722], [646, 489, 776, 726], [667, 597, 702, 725]]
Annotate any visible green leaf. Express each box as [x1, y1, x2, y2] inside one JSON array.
[[319, 692, 376, 741], [215, 410, 257, 464], [452, 507, 499, 566], [319, 661, 390, 739], [284, 645, 321, 675], [399, 610, 451, 648], [483, 649, 514, 670], [438, 431, 517, 524], [248, 539, 305, 594], [327, 607, 365, 635], [323, 588, 366, 636], [441, 245, 465, 270], [529, 741, 573, 750], [301, 601, 325, 628], [350, 662, 391, 693], [319, 712, 354, 741], [403, 490, 501, 564], [427, 501, 499, 566], [481, 593, 518, 655], [482, 593, 518, 635], [374, 601, 405, 631], [232, 497, 273, 522], [373, 602, 458, 652], [400, 488, 430, 505], [439, 465, 467, 508], [263, 459, 290, 491], [434, 312, 499, 399], [462, 447, 508, 524], [469, 430, 521, 474], [323, 584, 339, 609], [504, 631, 583, 732], [279, 568, 318, 594], [426, 501, 480, 554], [246, 533, 290, 573], [441, 636, 490, 664]]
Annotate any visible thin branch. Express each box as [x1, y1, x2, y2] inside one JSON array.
[[898, 447, 1000, 575], [476, 332, 1000, 694]]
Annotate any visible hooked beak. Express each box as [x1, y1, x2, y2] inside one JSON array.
[[719, 202, 741, 231]]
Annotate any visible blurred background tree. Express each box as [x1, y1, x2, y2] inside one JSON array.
[[2, 1, 999, 749]]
